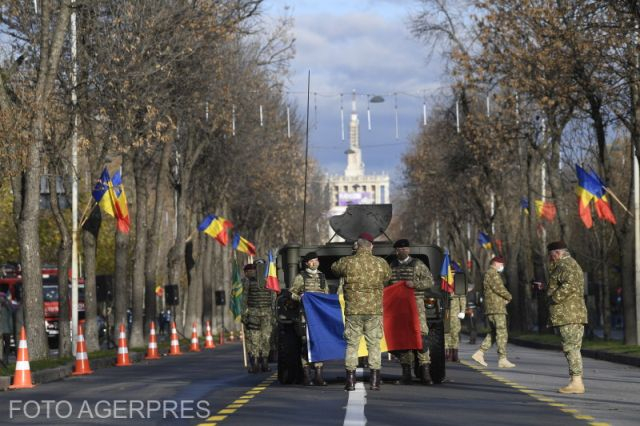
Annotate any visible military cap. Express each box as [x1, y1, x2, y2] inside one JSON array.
[[547, 240, 567, 252], [490, 256, 505, 264], [393, 239, 410, 248], [301, 251, 318, 263], [358, 232, 374, 243], [243, 263, 256, 271]]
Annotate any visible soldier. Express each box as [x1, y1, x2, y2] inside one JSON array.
[[471, 256, 516, 368], [546, 241, 587, 394], [331, 232, 391, 391], [446, 291, 466, 363], [290, 252, 328, 386], [387, 239, 434, 385], [242, 263, 275, 373]]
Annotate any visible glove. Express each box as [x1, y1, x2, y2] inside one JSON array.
[[457, 312, 465, 319]]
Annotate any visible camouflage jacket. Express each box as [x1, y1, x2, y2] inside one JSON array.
[[482, 268, 511, 315], [388, 257, 434, 299], [241, 277, 275, 318], [331, 247, 391, 316], [547, 255, 587, 326], [290, 270, 327, 302]]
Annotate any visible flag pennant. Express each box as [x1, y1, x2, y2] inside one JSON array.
[[520, 197, 530, 216], [575, 165, 616, 228], [92, 168, 116, 218], [111, 170, 130, 233], [478, 232, 492, 250], [265, 250, 281, 293], [229, 256, 243, 322], [589, 168, 617, 224], [534, 200, 557, 222], [198, 214, 233, 246], [232, 233, 257, 256], [440, 250, 454, 294]]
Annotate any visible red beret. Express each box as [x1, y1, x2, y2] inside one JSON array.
[[358, 232, 374, 243], [491, 256, 505, 264]]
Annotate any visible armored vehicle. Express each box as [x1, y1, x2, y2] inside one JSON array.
[[275, 204, 467, 385]]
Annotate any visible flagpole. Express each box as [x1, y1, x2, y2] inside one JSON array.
[[241, 323, 247, 368], [302, 70, 311, 246], [70, 0, 79, 355], [634, 150, 640, 344], [603, 186, 634, 217]]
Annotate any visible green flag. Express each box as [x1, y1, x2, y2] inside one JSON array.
[[229, 255, 243, 322]]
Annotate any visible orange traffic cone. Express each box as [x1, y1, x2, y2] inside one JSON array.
[[204, 321, 215, 349], [9, 326, 34, 389], [189, 322, 201, 352], [72, 324, 93, 375], [115, 323, 132, 366], [219, 328, 225, 345], [145, 322, 161, 360], [168, 321, 182, 356]]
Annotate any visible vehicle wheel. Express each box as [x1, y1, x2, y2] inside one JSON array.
[[48, 336, 59, 350], [427, 320, 445, 384], [277, 323, 302, 385]]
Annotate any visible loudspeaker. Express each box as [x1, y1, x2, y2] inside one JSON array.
[[215, 290, 225, 306], [165, 284, 179, 306], [96, 275, 113, 303]]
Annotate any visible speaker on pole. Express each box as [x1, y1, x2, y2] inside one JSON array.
[[215, 291, 225, 306], [165, 284, 179, 306]]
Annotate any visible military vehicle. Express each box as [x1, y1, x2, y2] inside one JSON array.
[[275, 204, 467, 385]]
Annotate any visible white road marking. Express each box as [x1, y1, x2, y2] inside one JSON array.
[[344, 382, 367, 426]]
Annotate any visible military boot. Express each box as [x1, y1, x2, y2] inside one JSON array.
[[314, 366, 327, 386], [451, 349, 459, 362], [498, 357, 516, 368], [420, 364, 432, 385], [369, 369, 381, 391], [400, 364, 412, 385], [471, 350, 488, 367], [303, 366, 313, 386], [260, 356, 271, 372], [344, 370, 356, 391], [248, 354, 259, 374], [558, 376, 585, 394]]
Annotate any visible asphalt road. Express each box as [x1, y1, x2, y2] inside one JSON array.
[[0, 339, 637, 425]]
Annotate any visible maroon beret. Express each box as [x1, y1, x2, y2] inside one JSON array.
[[358, 232, 374, 243], [490, 256, 505, 264]]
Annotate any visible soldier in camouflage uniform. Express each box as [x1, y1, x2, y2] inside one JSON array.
[[387, 239, 434, 385], [446, 292, 466, 362], [472, 256, 516, 368], [546, 241, 587, 394], [331, 232, 391, 391], [290, 252, 328, 386], [242, 263, 275, 373]]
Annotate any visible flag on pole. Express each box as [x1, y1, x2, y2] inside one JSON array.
[[575, 164, 616, 227], [198, 214, 233, 246], [91, 168, 116, 217], [589, 168, 617, 224], [478, 232, 492, 250], [534, 200, 557, 222], [520, 197, 530, 216], [232, 233, 257, 256], [229, 256, 243, 322], [111, 169, 130, 233], [440, 250, 454, 294], [265, 250, 281, 293]]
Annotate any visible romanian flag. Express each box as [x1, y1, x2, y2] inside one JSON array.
[[232, 233, 256, 256], [302, 293, 346, 362], [198, 214, 233, 246], [520, 198, 530, 216], [229, 256, 243, 322], [478, 232, 492, 250], [111, 170, 130, 233], [440, 250, 454, 294], [534, 200, 557, 222], [265, 250, 281, 293], [575, 165, 616, 228], [91, 168, 116, 217], [382, 282, 422, 351]]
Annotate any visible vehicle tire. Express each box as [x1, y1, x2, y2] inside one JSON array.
[[427, 319, 445, 384], [48, 335, 59, 350], [277, 323, 303, 385]]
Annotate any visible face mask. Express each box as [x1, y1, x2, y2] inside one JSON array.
[[497, 266, 504, 273]]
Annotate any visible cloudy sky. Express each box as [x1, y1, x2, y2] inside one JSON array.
[[264, 0, 449, 184]]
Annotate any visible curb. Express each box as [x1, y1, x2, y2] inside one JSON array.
[[508, 337, 640, 368]]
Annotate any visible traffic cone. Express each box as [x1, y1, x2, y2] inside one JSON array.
[[168, 321, 182, 356], [189, 322, 201, 352], [204, 321, 215, 349], [115, 323, 132, 366], [218, 328, 225, 345], [72, 324, 93, 375], [9, 326, 35, 389], [145, 322, 161, 360]]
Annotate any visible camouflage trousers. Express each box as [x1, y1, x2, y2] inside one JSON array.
[[479, 314, 508, 357], [558, 324, 584, 376], [245, 315, 273, 357], [344, 314, 382, 370], [446, 297, 465, 349], [398, 301, 429, 366]]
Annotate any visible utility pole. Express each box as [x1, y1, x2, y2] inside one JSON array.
[[70, 0, 79, 355]]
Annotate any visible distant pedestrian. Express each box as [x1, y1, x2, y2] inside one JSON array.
[[546, 241, 587, 394], [331, 232, 391, 391], [472, 256, 516, 368]]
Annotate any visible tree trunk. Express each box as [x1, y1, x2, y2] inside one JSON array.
[[202, 237, 214, 328], [48, 174, 72, 357], [82, 206, 101, 352], [130, 154, 147, 348]]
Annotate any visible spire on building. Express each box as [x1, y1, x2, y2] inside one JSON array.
[[345, 90, 364, 177]]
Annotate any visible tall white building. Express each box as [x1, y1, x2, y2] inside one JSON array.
[[327, 91, 390, 239]]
